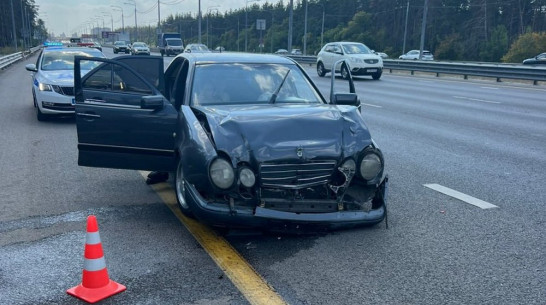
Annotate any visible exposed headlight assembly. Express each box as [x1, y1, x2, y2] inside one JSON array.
[[210, 158, 235, 189], [239, 167, 256, 188], [357, 147, 384, 183]]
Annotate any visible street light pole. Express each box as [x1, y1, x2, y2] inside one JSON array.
[[206, 7, 219, 47], [124, 0, 137, 40], [111, 5, 124, 33], [198, 0, 202, 43], [402, 0, 409, 54], [288, 0, 293, 52], [418, 0, 429, 59], [245, 0, 260, 52], [303, 0, 307, 55]]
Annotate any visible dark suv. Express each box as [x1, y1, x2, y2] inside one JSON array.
[[113, 41, 130, 54]]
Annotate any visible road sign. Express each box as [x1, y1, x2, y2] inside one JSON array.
[[256, 19, 266, 30]]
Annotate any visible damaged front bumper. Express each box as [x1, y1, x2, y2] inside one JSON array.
[[184, 177, 388, 231]]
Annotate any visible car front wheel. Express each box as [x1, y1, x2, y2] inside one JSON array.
[[372, 71, 382, 80], [317, 62, 326, 77], [175, 160, 193, 217]]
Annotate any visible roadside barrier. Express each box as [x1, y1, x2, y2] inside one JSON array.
[[67, 215, 126, 303], [0, 46, 42, 70]]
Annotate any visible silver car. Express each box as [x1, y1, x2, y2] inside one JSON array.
[[399, 50, 434, 60]]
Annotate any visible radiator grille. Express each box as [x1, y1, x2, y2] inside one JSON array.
[[260, 161, 337, 189]]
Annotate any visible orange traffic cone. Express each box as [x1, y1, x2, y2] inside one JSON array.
[[67, 215, 126, 303]]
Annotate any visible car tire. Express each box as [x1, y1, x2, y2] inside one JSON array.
[[33, 90, 47, 121], [317, 62, 326, 77], [372, 71, 382, 80], [175, 160, 194, 218], [36, 105, 47, 121], [341, 64, 350, 80]]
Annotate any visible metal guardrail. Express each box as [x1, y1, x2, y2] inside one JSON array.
[[0, 53, 23, 70], [0, 46, 42, 70], [287, 55, 546, 85]]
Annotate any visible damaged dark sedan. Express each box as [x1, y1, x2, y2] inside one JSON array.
[[73, 53, 388, 230]]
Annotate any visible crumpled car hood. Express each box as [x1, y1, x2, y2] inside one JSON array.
[[193, 104, 372, 163]]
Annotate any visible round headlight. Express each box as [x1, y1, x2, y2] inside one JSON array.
[[210, 158, 235, 189], [359, 153, 382, 181], [239, 167, 256, 188]]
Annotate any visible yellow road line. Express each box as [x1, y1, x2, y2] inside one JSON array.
[[139, 171, 287, 305]]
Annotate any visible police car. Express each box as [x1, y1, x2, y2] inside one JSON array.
[[25, 43, 105, 121]]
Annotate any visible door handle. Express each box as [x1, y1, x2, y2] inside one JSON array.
[[77, 112, 101, 119], [85, 98, 106, 104]]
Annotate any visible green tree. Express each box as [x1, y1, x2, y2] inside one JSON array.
[[502, 32, 546, 63], [479, 25, 509, 62]]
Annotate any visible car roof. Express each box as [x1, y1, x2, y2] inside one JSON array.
[[43, 47, 102, 53], [178, 52, 296, 65]]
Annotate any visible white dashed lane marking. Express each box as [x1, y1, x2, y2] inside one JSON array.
[[424, 184, 499, 209], [453, 96, 501, 104]]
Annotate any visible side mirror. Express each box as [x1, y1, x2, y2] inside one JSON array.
[[330, 59, 357, 104], [25, 64, 37, 72], [332, 93, 360, 107], [185, 49, 191, 53], [141, 95, 164, 110]]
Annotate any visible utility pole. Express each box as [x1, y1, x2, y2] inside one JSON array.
[[303, 0, 307, 55], [403, 0, 409, 54], [10, 0, 18, 51], [418, 0, 429, 59], [287, 0, 293, 52], [20, 0, 26, 50], [198, 0, 202, 43]]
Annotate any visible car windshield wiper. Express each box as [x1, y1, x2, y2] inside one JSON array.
[[269, 69, 291, 104]]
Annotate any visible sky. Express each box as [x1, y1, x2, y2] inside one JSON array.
[[35, 0, 274, 37]]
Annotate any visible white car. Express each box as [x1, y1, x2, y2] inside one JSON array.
[[399, 50, 434, 60], [25, 46, 105, 121], [316, 42, 383, 80], [131, 42, 150, 55], [184, 44, 211, 53]]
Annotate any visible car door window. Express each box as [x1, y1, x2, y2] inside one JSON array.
[[112, 65, 152, 94], [82, 63, 112, 90]]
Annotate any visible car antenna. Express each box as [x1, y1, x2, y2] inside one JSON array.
[[269, 69, 291, 104]]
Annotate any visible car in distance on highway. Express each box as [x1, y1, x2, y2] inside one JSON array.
[[131, 42, 150, 55], [73, 53, 388, 230], [291, 49, 302, 55], [25, 46, 105, 121], [522, 52, 546, 65], [184, 43, 211, 53], [317, 42, 383, 80], [274, 49, 288, 55], [399, 49, 434, 60], [113, 41, 130, 54]]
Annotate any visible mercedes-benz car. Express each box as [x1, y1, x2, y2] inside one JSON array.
[[72, 53, 388, 230], [317, 42, 383, 80], [25, 46, 105, 121]]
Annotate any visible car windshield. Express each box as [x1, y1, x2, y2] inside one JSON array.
[[191, 63, 323, 106], [166, 39, 182, 46], [41, 50, 104, 71], [342, 43, 371, 54], [133, 43, 146, 47], [114, 41, 125, 46], [190, 45, 209, 51]]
